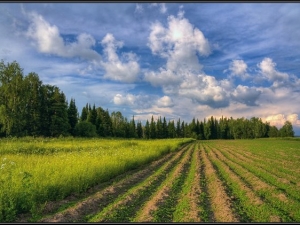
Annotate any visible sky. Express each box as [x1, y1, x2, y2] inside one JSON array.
[[1, 2, 300, 135]]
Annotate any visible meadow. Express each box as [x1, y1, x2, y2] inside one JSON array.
[[1, 137, 300, 222], [0, 137, 193, 222]]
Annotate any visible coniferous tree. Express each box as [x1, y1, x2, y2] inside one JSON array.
[[156, 116, 163, 139], [168, 120, 176, 138], [129, 115, 137, 138], [204, 118, 211, 140], [144, 120, 150, 139], [80, 106, 88, 122], [137, 120, 143, 138], [162, 117, 168, 138], [87, 104, 97, 126], [150, 116, 156, 139], [67, 98, 78, 136], [181, 121, 185, 138], [176, 118, 181, 138]]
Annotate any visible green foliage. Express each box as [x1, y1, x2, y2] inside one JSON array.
[[0, 138, 191, 221], [0, 60, 296, 140], [67, 98, 78, 136], [74, 121, 97, 137], [279, 121, 294, 137]]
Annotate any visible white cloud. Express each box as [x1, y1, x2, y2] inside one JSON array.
[[100, 33, 140, 83], [113, 94, 135, 106], [145, 11, 232, 109], [258, 58, 289, 86], [26, 12, 101, 61], [148, 12, 211, 59], [262, 113, 300, 128], [144, 68, 182, 87], [229, 59, 250, 80], [157, 96, 174, 108]]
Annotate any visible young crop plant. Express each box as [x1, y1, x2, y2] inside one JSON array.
[[0, 138, 193, 222]]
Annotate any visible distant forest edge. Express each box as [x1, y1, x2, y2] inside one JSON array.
[[0, 60, 295, 139]]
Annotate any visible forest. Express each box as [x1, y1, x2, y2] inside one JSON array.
[[0, 60, 294, 139]]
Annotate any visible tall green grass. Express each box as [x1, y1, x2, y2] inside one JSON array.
[[0, 137, 194, 222]]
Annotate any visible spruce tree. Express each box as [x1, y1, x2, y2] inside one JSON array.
[[67, 98, 78, 136], [144, 120, 150, 139]]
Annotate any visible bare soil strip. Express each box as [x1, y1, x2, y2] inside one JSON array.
[[222, 147, 300, 199], [214, 146, 299, 221], [206, 146, 282, 222], [89, 144, 191, 222], [133, 143, 194, 222], [208, 146, 265, 206], [227, 147, 300, 180], [36, 144, 190, 222], [200, 143, 239, 222], [179, 143, 202, 222]]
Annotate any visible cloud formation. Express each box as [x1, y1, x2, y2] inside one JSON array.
[[145, 10, 232, 109], [26, 12, 101, 61], [100, 33, 140, 83], [228, 59, 250, 80], [263, 113, 300, 128], [157, 96, 174, 108], [231, 85, 261, 106]]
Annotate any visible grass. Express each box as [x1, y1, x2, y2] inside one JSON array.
[[0, 137, 194, 222]]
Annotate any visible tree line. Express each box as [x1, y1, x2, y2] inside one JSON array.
[[0, 60, 295, 139]]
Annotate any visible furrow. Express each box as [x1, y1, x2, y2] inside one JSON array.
[[39, 144, 190, 223], [200, 142, 239, 222], [206, 145, 283, 222], [212, 145, 299, 221], [132, 143, 194, 222], [173, 142, 202, 222], [88, 143, 191, 222]]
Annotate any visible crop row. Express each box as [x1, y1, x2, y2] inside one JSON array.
[[0, 138, 193, 222], [203, 140, 300, 222]]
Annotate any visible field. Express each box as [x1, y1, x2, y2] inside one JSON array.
[[1, 138, 300, 222]]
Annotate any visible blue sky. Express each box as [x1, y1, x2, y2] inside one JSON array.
[[1, 3, 300, 135]]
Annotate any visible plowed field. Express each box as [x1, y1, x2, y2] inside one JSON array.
[[19, 139, 300, 223]]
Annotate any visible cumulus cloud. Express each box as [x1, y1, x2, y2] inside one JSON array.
[[257, 57, 289, 87], [231, 85, 261, 106], [178, 74, 230, 108], [26, 12, 101, 61], [144, 10, 232, 109], [257, 57, 300, 89], [100, 33, 140, 83], [157, 96, 174, 108], [229, 59, 251, 80], [148, 11, 211, 59], [113, 93, 135, 106], [263, 113, 300, 128]]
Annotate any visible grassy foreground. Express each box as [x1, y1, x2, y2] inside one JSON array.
[[0, 137, 194, 222]]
